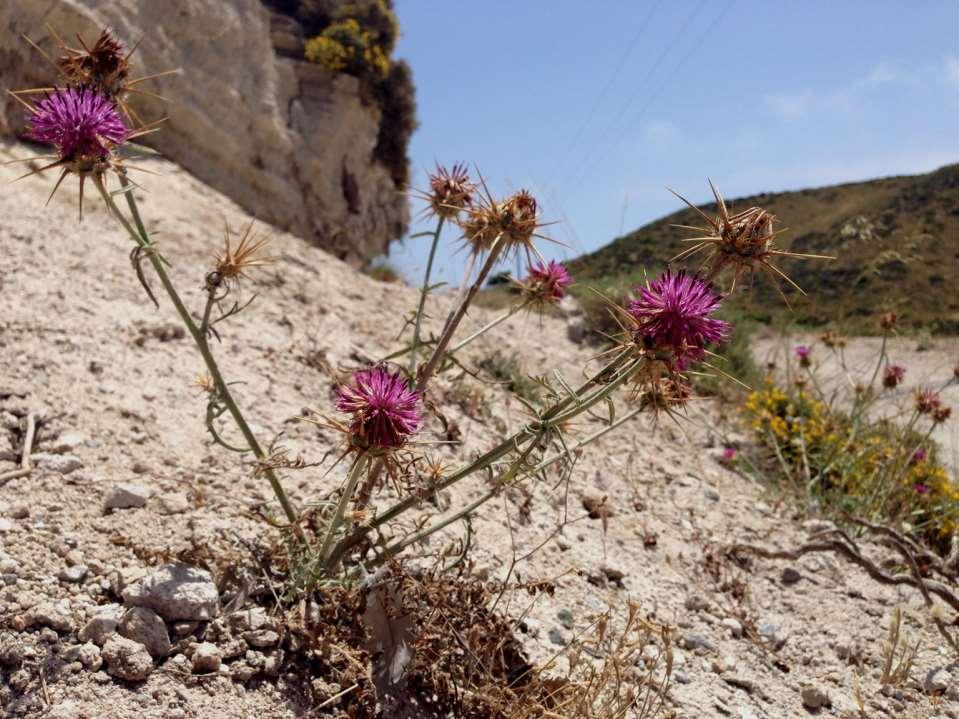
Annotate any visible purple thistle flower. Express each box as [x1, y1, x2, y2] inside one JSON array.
[[910, 448, 927, 465], [794, 345, 812, 367], [914, 483, 930, 495], [882, 364, 906, 389], [27, 87, 127, 161], [627, 270, 730, 368], [525, 260, 572, 303], [720, 446, 738, 464], [336, 366, 421, 450]]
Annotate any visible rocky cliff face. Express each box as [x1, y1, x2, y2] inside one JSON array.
[[0, 0, 410, 265]]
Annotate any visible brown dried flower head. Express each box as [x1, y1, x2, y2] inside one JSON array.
[[933, 405, 952, 425], [460, 182, 553, 261], [209, 221, 273, 289], [879, 312, 899, 331], [670, 180, 832, 299], [56, 28, 131, 93], [194, 373, 216, 394], [819, 329, 846, 349], [423, 163, 473, 219]]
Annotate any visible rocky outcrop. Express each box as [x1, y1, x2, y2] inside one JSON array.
[[0, 0, 409, 265]]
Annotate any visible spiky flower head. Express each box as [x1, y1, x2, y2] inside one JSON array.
[[882, 364, 906, 389], [627, 270, 730, 369], [720, 447, 738, 464], [28, 87, 127, 162], [336, 366, 421, 450], [819, 329, 846, 349], [56, 28, 131, 94], [794, 345, 812, 368], [460, 186, 549, 259], [522, 260, 572, 305], [910, 448, 927, 465], [933, 405, 952, 425], [879, 312, 899, 331], [915, 387, 943, 416], [424, 163, 474, 219], [669, 180, 831, 298], [209, 222, 273, 290]]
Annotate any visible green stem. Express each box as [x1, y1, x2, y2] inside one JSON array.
[[447, 299, 530, 356], [318, 453, 368, 567], [99, 176, 302, 535], [409, 215, 445, 374]]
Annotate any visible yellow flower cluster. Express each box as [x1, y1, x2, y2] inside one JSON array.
[[744, 383, 959, 546], [305, 18, 391, 81]]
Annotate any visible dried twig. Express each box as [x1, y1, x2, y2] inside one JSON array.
[[20, 412, 36, 469], [0, 468, 31, 484]]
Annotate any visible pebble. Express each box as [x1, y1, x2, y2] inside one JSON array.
[[556, 608, 575, 630], [802, 519, 836, 535], [704, 487, 721, 502], [34, 453, 83, 475], [191, 642, 222, 673], [8, 504, 28, 519], [51, 432, 84, 453], [62, 642, 102, 671], [122, 562, 220, 621], [102, 635, 154, 682], [59, 564, 89, 584], [780, 567, 802, 586], [681, 634, 716, 653], [758, 621, 787, 649], [722, 617, 743, 638], [104, 483, 152, 511], [119, 606, 171, 658], [155, 492, 191, 515], [0, 519, 12, 533], [27, 602, 73, 633], [924, 667, 952, 694], [547, 627, 567, 646], [79, 604, 125, 645], [244, 629, 280, 648], [800, 684, 831, 710]]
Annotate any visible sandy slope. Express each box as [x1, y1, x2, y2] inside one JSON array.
[[0, 141, 957, 718]]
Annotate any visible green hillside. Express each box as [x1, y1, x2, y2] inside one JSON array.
[[568, 163, 959, 333]]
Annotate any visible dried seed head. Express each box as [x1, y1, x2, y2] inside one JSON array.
[[819, 329, 846, 349], [670, 180, 832, 299], [424, 163, 474, 219], [56, 28, 131, 95], [879, 312, 899, 331], [211, 222, 273, 288], [915, 387, 943, 415], [195, 373, 216, 394], [933, 405, 952, 424], [460, 186, 549, 259]]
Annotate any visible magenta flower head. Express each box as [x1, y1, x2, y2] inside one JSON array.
[[524, 260, 572, 304], [914, 483, 930, 495], [720, 446, 738, 464], [27, 87, 127, 162], [335, 366, 421, 450], [883, 364, 906, 389], [910, 448, 927, 465], [627, 270, 730, 369], [794, 345, 812, 368]]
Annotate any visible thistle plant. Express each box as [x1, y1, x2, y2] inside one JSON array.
[[11, 28, 829, 589]]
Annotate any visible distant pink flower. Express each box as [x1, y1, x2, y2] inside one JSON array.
[[525, 260, 572, 303], [27, 87, 127, 161], [882, 364, 906, 389], [910, 448, 927, 465], [336, 366, 421, 449], [915, 387, 942, 415], [914, 483, 930, 495], [794, 345, 812, 367], [720, 447, 738, 464], [628, 270, 730, 369]]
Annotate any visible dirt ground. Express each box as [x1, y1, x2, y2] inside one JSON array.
[[2, 140, 959, 718]]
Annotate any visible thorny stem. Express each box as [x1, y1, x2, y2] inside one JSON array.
[[447, 298, 531, 355], [409, 215, 445, 374], [416, 241, 504, 393], [98, 175, 304, 538], [325, 348, 637, 566], [317, 453, 368, 568]]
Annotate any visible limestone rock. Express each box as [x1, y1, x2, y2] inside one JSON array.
[[102, 635, 154, 682], [122, 563, 220, 621], [119, 606, 171, 658], [0, 0, 410, 265]]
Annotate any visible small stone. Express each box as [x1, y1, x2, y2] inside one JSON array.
[[0, 519, 12, 533], [63, 642, 102, 671], [155, 492, 191, 516], [681, 634, 716, 653], [102, 635, 154, 681], [191, 642, 222, 674], [758, 621, 787, 649], [924, 667, 952, 694], [780, 567, 802, 586], [704, 487, 721, 502], [802, 519, 836, 535], [79, 604, 125, 645], [685, 595, 712, 612], [244, 629, 280, 648], [556, 608, 575, 630], [0, 557, 19, 574], [8, 504, 28, 520], [51, 432, 84, 453], [722, 617, 743, 638], [800, 684, 831, 710], [119, 606, 171, 658], [122, 563, 220, 621], [674, 671, 691, 684], [548, 627, 567, 646], [59, 565, 89, 584], [28, 602, 73, 633], [34, 453, 83, 475], [104, 483, 152, 511]]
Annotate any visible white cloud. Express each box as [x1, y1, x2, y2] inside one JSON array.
[[762, 90, 814, 120], [946, 55, 959, 89], [862, 61, 905, 88]]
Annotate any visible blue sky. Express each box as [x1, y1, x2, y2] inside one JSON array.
[[385, 1, 959, 283]]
